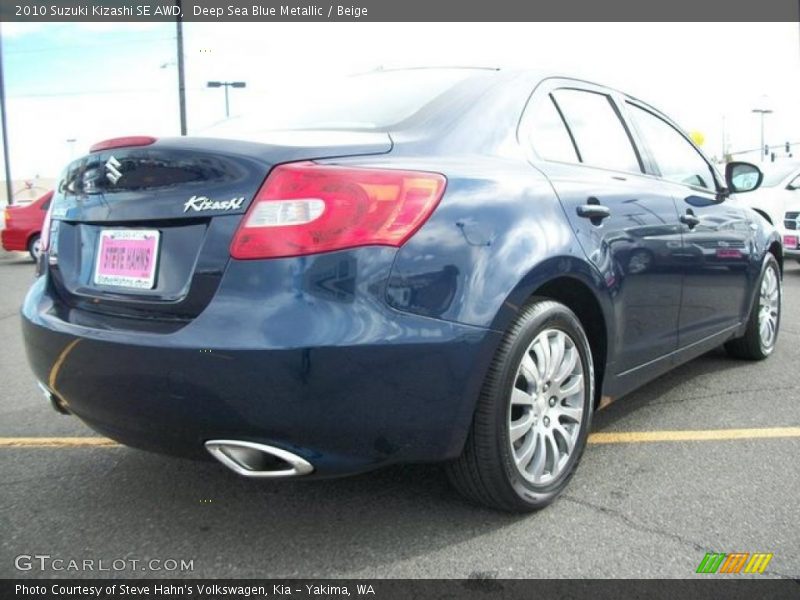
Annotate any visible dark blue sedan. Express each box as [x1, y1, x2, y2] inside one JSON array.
[[21, 68, 781, 511]]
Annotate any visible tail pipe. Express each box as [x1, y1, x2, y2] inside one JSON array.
[[38, 381, 71, 415], [204, 440, 313, 478]]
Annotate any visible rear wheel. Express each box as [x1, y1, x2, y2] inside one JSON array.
[[446, 298, 594, 512], [725, 255, 781, 360], [27, 234, 41, 262]]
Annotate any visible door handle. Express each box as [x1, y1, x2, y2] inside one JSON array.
[[576, 204, 611, 222], [680, 211, 701, 229]]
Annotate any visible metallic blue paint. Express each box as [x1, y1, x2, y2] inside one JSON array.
[[21, 69, 781, 476]]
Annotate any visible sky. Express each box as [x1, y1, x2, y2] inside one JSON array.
[[2, 22, 800, 180]]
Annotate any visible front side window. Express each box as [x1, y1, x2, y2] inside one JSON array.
[[627, 103, 717, 191], [551, 89, 641, 173]]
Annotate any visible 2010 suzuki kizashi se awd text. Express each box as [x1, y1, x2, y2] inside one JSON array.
[[21, 68, 781, 511]]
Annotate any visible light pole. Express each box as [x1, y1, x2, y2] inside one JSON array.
[[175, 3, 187, 136], [66, 138, 77, 161], [752, 105, 773, 163], [0, 22, 13, 206], [207, 81, 246, 118]]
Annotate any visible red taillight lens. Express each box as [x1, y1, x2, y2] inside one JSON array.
[[89, 136, 156, 153], [230, 162, 447, 260]]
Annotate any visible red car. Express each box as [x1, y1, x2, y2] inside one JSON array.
[[2, 190, 52, 261]]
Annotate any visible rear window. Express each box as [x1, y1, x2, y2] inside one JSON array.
[[205, 69, 486, 135], [551, 89, 641, 173]]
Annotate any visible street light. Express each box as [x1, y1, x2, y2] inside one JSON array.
[[66, 138, 77, 161], [207, 81, 246, 119], [752, 104, 773, 163]]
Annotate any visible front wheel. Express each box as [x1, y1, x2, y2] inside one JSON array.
[[446, 298, 594, 512], [725, 254, 781, 360]]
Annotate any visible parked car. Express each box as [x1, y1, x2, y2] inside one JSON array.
[[21, 69, 781, 512], [2, 190, 52, 261], [731, 161, 800, 261]]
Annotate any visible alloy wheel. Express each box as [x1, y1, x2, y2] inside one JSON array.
[[508, 328, 585, 485], [758, 264, 780, 349]]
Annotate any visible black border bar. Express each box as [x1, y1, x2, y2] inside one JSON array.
[[3, 579, 800, 600], [1, 0, 800, 22]]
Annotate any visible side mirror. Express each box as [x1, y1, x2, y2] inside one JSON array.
[[725, 162, 763, 193]]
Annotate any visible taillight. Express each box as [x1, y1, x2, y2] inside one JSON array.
[[89, 136, 156, 153], [230, 162, 446, 260], [40, 201, 54, 252]]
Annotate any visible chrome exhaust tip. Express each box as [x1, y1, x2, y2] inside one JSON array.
[[204, 440, 313, 478], [37, 381, 70, 415]]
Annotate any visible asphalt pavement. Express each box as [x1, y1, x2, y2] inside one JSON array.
[[0, 249, 797, 579]]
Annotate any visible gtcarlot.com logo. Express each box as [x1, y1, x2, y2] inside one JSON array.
[[696, 552, 773, 574], [14, 554, 194, 572]]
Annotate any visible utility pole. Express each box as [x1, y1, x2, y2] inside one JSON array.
[[176, 1, 187, 135], [0, 23, 13, 206], [752, 106, 773, 163]]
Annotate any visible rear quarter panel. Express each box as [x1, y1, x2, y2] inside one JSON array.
[[329, 154, 615, 347]]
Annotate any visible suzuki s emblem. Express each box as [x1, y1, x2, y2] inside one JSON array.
[[183, 195, 245, 212], [105, 156, 123, 185]]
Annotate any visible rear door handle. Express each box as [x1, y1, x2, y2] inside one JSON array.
[[576, 204, 611, 221], [680, 212, 701, 229]]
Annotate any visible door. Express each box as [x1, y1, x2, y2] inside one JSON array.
[[520, 84, 684, 374], [623, 102, 756, 346]]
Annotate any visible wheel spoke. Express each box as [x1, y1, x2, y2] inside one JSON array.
[[510, 411, 534, 443], [545, 430, 561, 473], [553, 423, 574, 455], [554, 403, 583, 423], [554, 346, 577, 384], [511, 387, 535, 406], [548, 333, 565, 380], [529, 431, 546, 479], [533, 336, 551, 380], [558, 373, 583, 398], [520, 353, 540, 388], [515, 431, 536, 470]]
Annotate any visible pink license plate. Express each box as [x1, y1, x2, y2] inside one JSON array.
[[783, 235, 798, 249], [93, 229, 160, 289]]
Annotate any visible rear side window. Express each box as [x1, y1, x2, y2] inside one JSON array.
[[524, 94, 579, 163], [626, 103, 717, 191], [551, 89, 641, 173]]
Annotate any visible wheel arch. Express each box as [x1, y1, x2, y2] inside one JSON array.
[[490, 257, 614, 410], [26, 230, 41, 249], [768, 239, 783, 274], [752, 209, 773, 225]]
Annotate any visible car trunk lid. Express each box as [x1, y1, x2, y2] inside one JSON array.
[[47, 132, 392, 329]]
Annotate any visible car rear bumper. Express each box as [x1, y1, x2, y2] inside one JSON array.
[[1, 227, 27, 252], [21, 260, 500, 477]]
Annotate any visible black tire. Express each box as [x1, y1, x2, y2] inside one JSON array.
[[446, 297, 595, 512], [27, 234, 41, 262], [725, 254, 781, 360]]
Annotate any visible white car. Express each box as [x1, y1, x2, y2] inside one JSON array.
[[732, 161, 800, 261]]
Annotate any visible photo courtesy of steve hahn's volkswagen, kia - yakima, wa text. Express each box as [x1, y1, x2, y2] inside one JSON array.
[[0, 1, 798, 597]]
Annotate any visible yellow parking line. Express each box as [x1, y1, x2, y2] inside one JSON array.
[[0, 427, 798, 448], [0, 437, 120, 448], [587, 427, 800, 444]]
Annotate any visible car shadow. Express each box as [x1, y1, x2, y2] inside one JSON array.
[[593, 346, 757, 431], [21, 449, 528, 577]]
